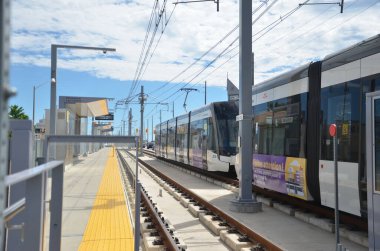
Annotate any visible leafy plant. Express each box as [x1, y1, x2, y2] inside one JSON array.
[[9, 105, 29, 119]]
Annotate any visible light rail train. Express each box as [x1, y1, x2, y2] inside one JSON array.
[[155, 102, 238, 173], [156, 34, 380, 218], [238, 34, 380, 217]]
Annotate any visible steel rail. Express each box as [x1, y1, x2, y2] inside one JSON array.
[[129, 150, 282, 251], [117, 150, 181, 251], [143, 150, 367, 232], [140, 189, 181, 251]]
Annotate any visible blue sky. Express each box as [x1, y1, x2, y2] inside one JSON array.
[[9, 0, 380, 139]]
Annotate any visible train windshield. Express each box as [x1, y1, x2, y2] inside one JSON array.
[[214, 102, 239, 156]]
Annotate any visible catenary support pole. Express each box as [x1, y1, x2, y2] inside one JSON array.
[[230, 0, 261, 213], [205, 81, 207, 105], [128, 108, 132, 136], [151, 115, 154, 142], [140, 86, 144, 155]]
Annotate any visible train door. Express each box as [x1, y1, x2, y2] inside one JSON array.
[[366, 91, 380, 251]]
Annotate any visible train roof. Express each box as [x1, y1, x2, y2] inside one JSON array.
[[252, 63, 310, 94], [322, 34, 380, 71], [156, 101, 236, 127]]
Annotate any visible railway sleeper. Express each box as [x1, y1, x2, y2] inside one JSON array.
[[220, 230, 260, 251], [179, 196, 195, 208], [188, 203, 208, 217], [199, 213, 228, 236]]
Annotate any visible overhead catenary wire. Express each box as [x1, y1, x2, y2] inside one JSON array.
[[143, 0, 379, 123], [146, 0, 270, 97], [125, 0, 172, 108], [155, 0, 281, 103], [159, 0, 307, 103], [170, 0, 378, 106]]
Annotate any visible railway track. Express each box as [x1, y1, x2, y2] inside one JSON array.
[[117, 150, 185, 251], [119, 149, 283, 251], [142, 149, 367, 233]]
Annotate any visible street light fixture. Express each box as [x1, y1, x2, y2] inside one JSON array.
[[49, 44, 116, 143], [33, 82, 49, 126]]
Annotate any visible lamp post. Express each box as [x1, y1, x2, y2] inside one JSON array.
[[33, 82, 47, 126], [49, 44, 116, 147]]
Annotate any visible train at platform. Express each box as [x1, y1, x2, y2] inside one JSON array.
[[154, 101, 238, 173], [155, 34, 380, 218]]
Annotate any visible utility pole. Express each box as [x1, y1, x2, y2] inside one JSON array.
[[205, 81, 207, 105], [139, 86, 145, 155], [33, 85, 36, 125], [128, 108, 132, 136], [172, 102, 174, 118], [151, 115, 154, 142], [230, 0, 261, 213]]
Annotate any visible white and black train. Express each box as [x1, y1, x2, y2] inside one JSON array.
[[155, 102, 238, 173], [156, 34, 380, 218], [237, 34, 380, 218]]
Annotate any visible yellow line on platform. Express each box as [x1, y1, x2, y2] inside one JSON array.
[[78, 149, 134, 251]]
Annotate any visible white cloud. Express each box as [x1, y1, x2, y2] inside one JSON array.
[[11, 0, 380, 99]]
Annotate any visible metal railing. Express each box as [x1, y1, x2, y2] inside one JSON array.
[[4, 160, 64, 251]]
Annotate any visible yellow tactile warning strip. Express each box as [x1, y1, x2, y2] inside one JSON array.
[[78, 149, 134, 251]]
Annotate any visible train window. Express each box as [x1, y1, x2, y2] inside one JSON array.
[[207, 118, 216, 151], [253, 103, 273, 155], [320, 80, 361, 162], [253, 94, 305, 158], [176, 121, 188, 162], [375, 98, 380, 192], [214, 102, 238, 156]]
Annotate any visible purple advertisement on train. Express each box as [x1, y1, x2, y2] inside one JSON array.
[[252, 154, 287, 194]]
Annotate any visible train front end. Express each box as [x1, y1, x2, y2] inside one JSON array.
[[209, 102, 239, 173]]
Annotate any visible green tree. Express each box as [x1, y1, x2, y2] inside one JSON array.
[[9, 105, 29, 119]]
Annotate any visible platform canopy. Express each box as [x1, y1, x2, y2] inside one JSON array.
[[59, 96, 110, 117]]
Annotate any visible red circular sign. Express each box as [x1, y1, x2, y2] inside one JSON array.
[[329, 124, 337, 137]]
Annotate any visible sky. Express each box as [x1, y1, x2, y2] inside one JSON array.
[[9, 0, 380, 140]]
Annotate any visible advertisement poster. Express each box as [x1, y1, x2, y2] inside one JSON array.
[[285, 157, 308, 199], [252, 154, 287, 194], [252, 154, 309, 200]]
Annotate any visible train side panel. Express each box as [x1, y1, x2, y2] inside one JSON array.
[[175, 114, 189, 165], [251, 73, 312, 201], [319, 44, 380, 216], [160, 122, 168, 158], [189, 107, 211, 169], [167, 118, 176, 161]]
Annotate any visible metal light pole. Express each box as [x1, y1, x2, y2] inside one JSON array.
[[49, 44, 116, 158], [32, 83, 47, 126], [230, 0, 261, 213]]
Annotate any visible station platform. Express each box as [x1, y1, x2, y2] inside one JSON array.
[[44, 148, 133, 251]]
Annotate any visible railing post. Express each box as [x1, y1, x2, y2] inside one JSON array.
[[7, 120, 33, 250], [24, 173, 44, 251], [49, 162, 64, 251]]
